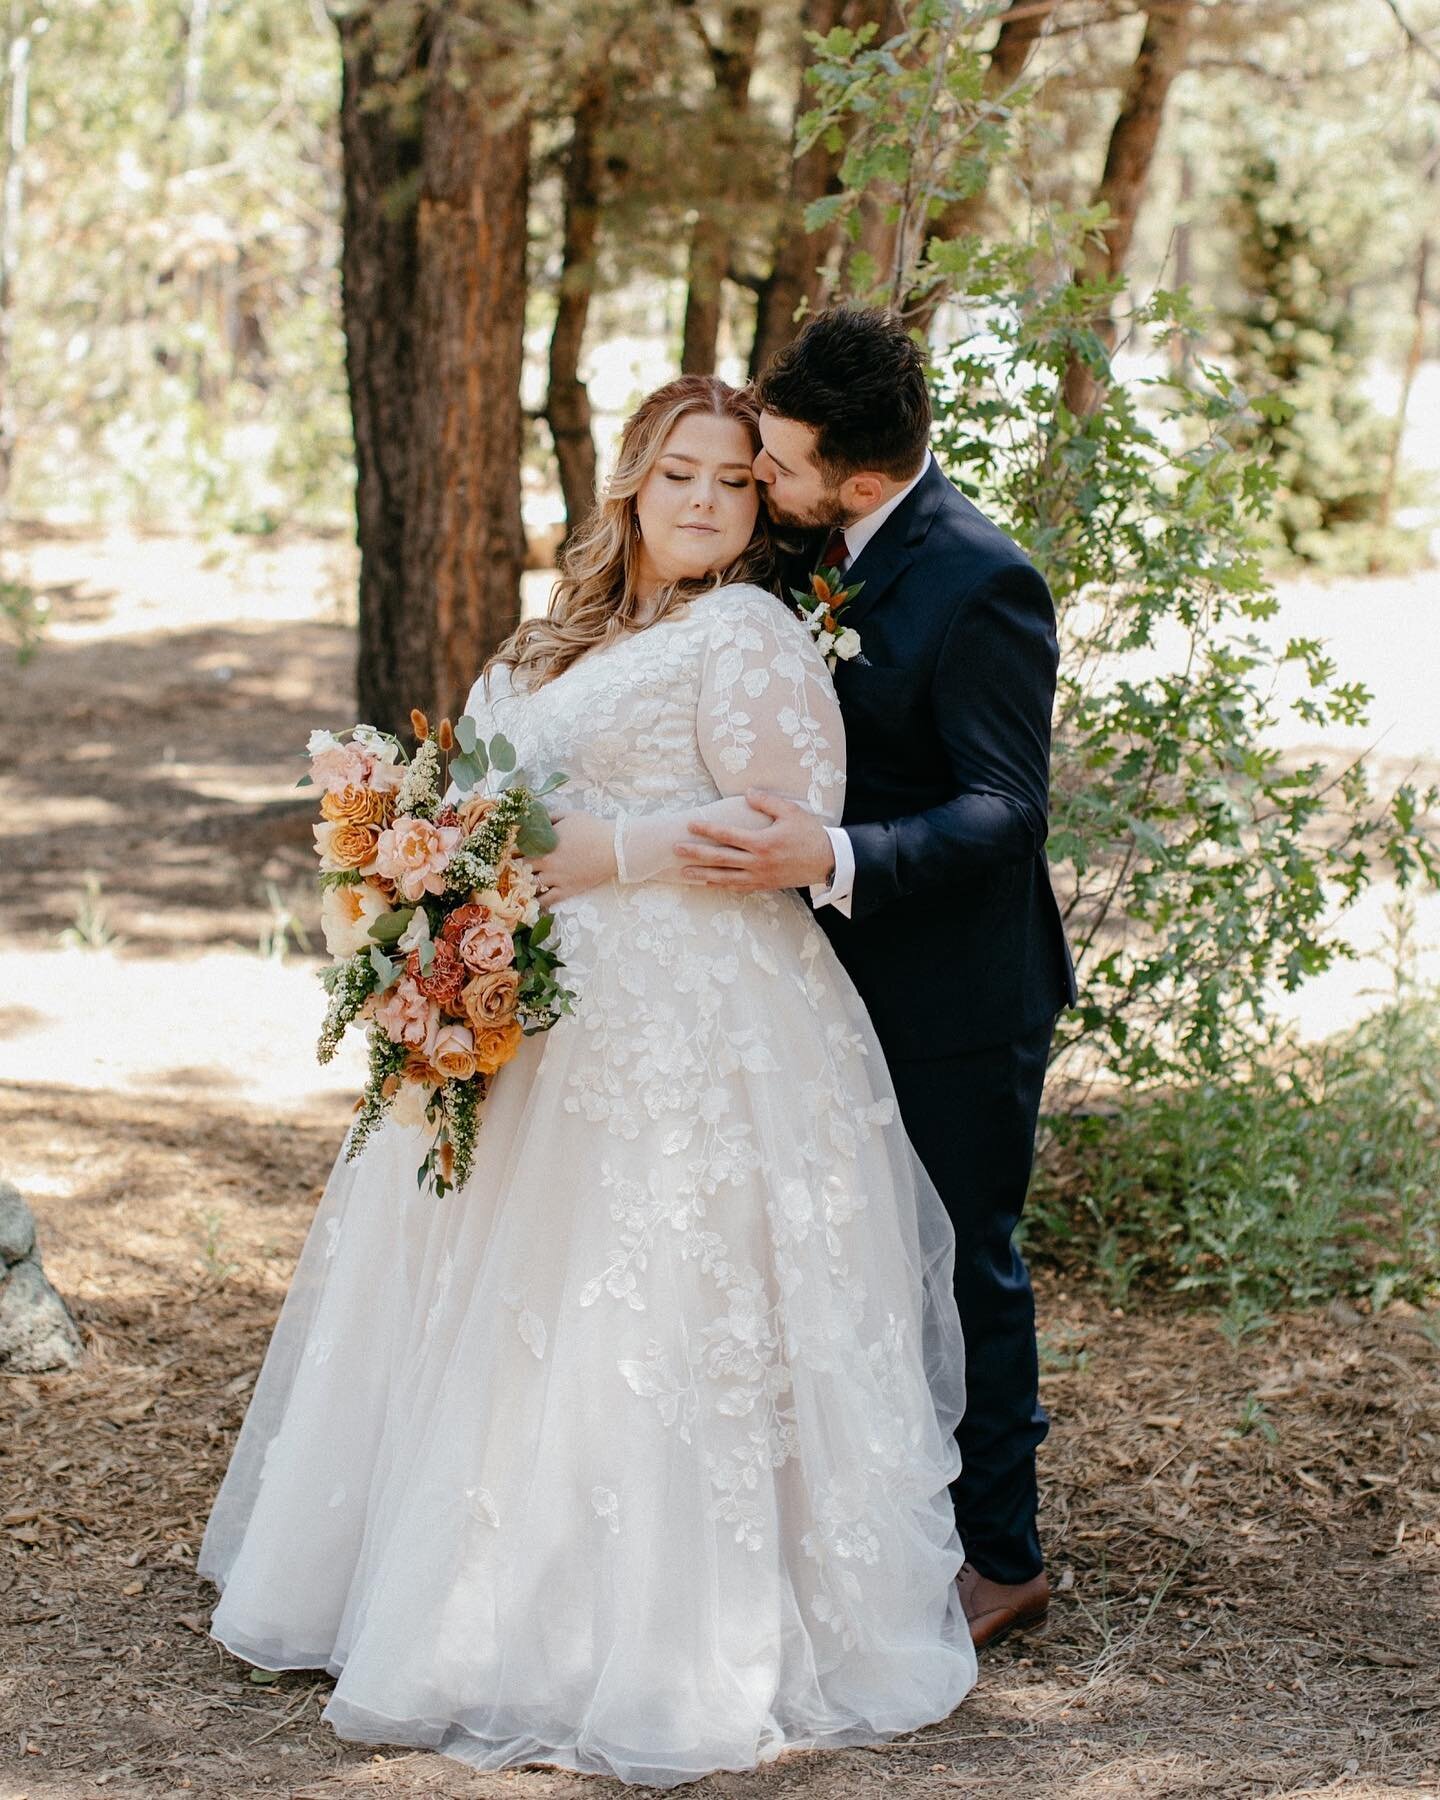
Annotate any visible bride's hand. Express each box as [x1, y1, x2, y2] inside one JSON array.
[[529, 811, 617, 907]]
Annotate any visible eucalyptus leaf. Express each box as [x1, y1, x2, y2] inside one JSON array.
[[515, 801, 557, 857], [368, 906, 415, 945], [489, 733, 517, 773], [454, 715, 478, 754]]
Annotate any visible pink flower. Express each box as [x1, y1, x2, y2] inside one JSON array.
[[309, 740, 407, 795], [372, 975, 441, 1051], [374, 816, 463, 902], [456, 918, 515, 973]]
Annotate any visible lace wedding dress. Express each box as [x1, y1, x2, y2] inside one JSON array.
[[198, 583, 977, 1787]]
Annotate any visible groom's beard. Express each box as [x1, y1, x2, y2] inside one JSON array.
[[758, 488, 853, 532]]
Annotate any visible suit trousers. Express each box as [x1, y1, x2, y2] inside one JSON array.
[[886, 1016, 1055, 1585]]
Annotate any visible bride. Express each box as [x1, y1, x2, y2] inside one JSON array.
[[198, 374, 978, 1787]]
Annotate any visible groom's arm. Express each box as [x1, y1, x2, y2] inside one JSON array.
[[841, 564, 1058, 924]]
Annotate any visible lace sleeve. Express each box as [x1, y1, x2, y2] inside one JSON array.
[[615, 589, 846, 884]]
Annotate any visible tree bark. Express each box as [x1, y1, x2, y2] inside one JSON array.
[[1379, 210, 1432, 532], [545, 83, 603, 541], [337, 7, 427, 736], [680, 2, 762, 375], [1062, 0, 1196, 419], [0, 0, 31, 511], [403, 23, 530, 726]]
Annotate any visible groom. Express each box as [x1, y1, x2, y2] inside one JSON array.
[[674, 306, 1078, 1649]]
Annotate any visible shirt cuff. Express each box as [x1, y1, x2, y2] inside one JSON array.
[[809, 826, 855, 918]]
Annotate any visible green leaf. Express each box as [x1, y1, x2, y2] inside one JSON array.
[[515, 801, 557, 856], [454, 715, 478, 754], [295, 773, 313, 788], [448, 752, 482, 793], [369, 945, 397, 987], [488, 733, 517, 773], [368, 906, 415, 945]]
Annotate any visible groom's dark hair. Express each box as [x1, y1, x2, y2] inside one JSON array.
[[756, 306, 930, 483]]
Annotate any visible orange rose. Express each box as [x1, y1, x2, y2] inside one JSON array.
[[321, 783, 392, 827], [314, 818, 382, 871], [471, 1019, 523, 1075], [462, 969, 520, 1033], [457, 794, 497, 834]]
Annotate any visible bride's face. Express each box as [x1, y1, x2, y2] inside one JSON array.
[[633, 413, 760, 589]]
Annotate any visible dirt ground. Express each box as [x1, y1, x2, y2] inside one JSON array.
[[1, 532, 1438, 1799]]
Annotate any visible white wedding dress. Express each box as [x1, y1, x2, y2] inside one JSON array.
[[198, 583, 977, 1787]]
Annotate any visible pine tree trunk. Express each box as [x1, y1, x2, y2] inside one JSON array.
[[1061, 0, 1196, 419], [545, 84, 603, 541], [404, 22, 530, 727], [680, 2, 762, 376], [1379, 221, 1431, 533], [336, 9, 427, 736]]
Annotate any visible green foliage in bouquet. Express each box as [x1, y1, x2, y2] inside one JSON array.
[[304, 721, 575, 1198]]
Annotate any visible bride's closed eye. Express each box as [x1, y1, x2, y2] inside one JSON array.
[[663, 473, 752, 489]]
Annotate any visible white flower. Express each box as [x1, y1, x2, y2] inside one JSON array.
[[307, 728, 341, 756], [389, 1078, 435, 1130], [352, 723, 400, 762], [397, 908, 432, 954], [319, 880, 392, 956], [832, 628, 862, 661]]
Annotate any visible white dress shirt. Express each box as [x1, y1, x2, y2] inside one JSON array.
[[808, 451, 933, 919]]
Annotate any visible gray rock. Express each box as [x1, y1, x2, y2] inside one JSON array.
[[0, 1179, 36, 1264], [0, 1257, 84, 1373]]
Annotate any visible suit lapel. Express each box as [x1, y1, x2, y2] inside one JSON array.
[[838, 458, 948, 631]]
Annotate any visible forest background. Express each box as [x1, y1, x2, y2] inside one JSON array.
[[2, 5, 1440, 1793]]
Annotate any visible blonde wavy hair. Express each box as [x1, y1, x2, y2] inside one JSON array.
[[490, 375, 777, 692]]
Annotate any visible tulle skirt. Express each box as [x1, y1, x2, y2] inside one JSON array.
[[197, 881, 976, 1786]]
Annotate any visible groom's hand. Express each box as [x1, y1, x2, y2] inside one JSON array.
[[676, 791, 836, 891]]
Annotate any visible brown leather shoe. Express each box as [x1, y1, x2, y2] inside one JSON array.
[[956, 1560, 1050, 1651]]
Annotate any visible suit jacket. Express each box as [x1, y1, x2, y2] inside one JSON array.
[[803, 458, 1079, 1059]]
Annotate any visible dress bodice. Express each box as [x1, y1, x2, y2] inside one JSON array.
[[462, 584, 844, 827]]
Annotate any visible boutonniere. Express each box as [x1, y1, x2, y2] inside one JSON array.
[[789, 566, 865, 672]]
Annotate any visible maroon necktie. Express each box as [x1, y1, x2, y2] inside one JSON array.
[[818, 528, 849, 572]]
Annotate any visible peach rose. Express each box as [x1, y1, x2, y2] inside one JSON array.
[[471, 1019, 524, 1076], [372, 975, 441, 1051], [313, 818, 382, 872], [374, 815, 463, 903], [461, 969, 520, 1033], [457, 794, 499, 835], [429, 1023, 478, 1081], [473, 857, 539, 930], [319, 878, 392, 956], [455, 918, 514, 973], [321, 783, 392, 828]]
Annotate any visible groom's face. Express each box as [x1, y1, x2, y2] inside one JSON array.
[[752, 411, 851, 530]]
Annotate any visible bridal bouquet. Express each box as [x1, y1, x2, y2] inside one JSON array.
[[301, 711, 574, 1198], [789, 564, 864, 670]]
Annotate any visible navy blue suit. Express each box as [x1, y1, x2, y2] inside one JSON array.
[[808, 458, 1077, 1584]]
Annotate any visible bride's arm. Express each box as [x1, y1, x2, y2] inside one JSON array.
[[531, 594, 845, 899], [613, 594, 846, 884]]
